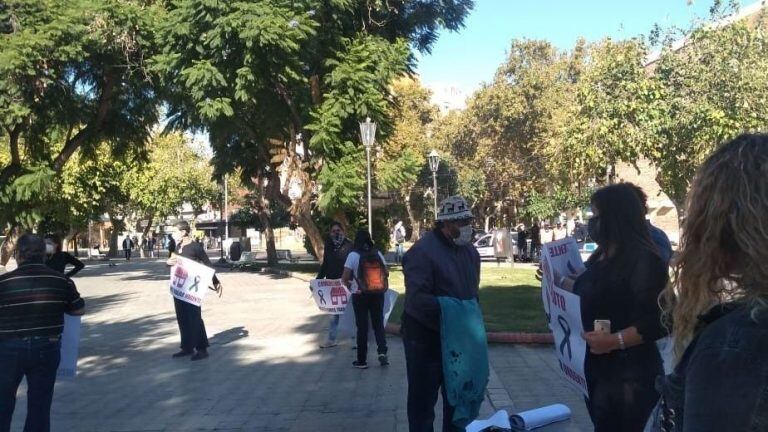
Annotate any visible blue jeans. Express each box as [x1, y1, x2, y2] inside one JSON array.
[[0, 337, 61, 432], [395, 243, 404, 263], [327, 314, 340, 342]]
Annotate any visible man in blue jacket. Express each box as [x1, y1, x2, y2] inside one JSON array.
[[402, 196, 481, 432]]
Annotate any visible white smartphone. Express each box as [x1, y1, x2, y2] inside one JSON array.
[[594, 319, 611, 333]]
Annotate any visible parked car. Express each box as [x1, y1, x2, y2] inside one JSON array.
[[473, 230, 520, 261]]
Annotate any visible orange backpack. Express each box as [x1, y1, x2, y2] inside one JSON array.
[[357, 251, 388, 293]]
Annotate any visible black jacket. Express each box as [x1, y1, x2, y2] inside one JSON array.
[[656, 304, 768, 432], [316, 238, 353, 280], [46, 251, 85, 278]]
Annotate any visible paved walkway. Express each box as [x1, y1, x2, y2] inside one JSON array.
[[9, 260, 590, 431]]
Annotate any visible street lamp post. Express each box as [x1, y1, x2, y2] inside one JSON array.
[[360, 117, 377, 235], [428, 149, 441, 220]]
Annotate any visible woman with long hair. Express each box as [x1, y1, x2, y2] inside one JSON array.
[[44, 234, 85, 278], [657, 134, 768, 431], [560, 183, 668, 431], [342, 229, 389, 369]]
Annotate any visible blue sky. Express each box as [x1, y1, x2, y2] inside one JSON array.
[[416, 0, 748, 93]]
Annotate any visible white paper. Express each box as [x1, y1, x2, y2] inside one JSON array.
[[465, 409, 511, 432], [540, 238, 589, 397], [169, 256, 216, 306], [310, 279, 351, 315], [57, 314, 81, 379], [510, 404, 571, 430]]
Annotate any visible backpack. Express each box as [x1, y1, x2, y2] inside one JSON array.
[[356, 250, 388, 293], [395, 228, 405, 244]]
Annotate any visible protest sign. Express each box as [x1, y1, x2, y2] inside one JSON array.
[[310, 279, 350, 315], [57, 314, 81, 379], [541, 238, 589, 397], [169, 256, 216, 306]]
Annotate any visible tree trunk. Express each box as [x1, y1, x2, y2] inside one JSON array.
[[257, 211, 278, 267], [107, 214, 125, 258], [0, 226, 21, 267], [296, 201, 324, 261], [404, 189, 420, 242]]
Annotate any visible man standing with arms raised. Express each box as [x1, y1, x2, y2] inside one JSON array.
[[0, 234, 85, 432], [402, 196, 487, 432]]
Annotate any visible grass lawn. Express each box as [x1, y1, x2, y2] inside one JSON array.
[[242, 261, 548, 333]]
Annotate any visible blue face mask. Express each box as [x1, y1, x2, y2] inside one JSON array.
[[587, 217, 601, 243]]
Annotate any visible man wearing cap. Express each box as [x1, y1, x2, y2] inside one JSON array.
[[0, 234, 85, 431], [402, 196, 482, 431], [168, 221, 221, 361]]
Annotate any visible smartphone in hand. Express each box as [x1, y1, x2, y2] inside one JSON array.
[[594, 319, 611, 333]]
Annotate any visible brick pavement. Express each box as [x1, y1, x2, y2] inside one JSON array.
[[8, 260, 591, 431]]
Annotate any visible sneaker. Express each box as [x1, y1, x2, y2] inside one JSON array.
[[172, 349, 193, 358], [190, 350, 209, 361], [378, 354, 389, 366], [352, 361, 368, 369], [319, 341, 338, 349]]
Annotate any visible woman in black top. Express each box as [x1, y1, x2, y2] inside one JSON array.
[[45, 234, 85, 278], [559, 183, 668, 432]]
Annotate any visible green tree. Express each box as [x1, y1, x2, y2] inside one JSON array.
[[376, 77, 437, 240], [154, 0, 473, 260], [0, 0, 161, 262], [647, 15, 768, 211]]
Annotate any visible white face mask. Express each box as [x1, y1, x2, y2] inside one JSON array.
[[454, 225, 473, 246], [45, 244, 55, 254]]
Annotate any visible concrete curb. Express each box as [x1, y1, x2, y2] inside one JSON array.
[[260, 267, 554, 345]]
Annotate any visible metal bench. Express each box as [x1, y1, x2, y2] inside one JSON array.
[[237, 251, 257, 262], [88, 248, 108, 261], [275, 249, 298, 263]]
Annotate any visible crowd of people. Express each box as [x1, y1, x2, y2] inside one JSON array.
[[1, 134, 767, 432]]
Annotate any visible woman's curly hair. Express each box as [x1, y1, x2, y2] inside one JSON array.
[[663, 134, 768, 358]]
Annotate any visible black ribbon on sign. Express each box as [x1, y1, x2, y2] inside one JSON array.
[[558, 315, 572, 360], [318, 290, 327, 305], [189, 276, 201, 292]]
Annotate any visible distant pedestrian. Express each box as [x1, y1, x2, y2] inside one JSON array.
[[627, 184, 673, 266], [515, 223, 529, 261], [393, 221, 407, 264], [529, 221, 541, 260], [342, 229, 389, 369], [167, 234, 176, 255], [0, 234, 85, 431], [553, 222, 567, 241], [122, 236, 134, 260], [313, 222, 353, 349], [44, 234, 84, 278]]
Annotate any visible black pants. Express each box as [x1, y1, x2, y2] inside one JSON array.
[[124, 249, 131, 260], [352, 293, 387, 363], [402, 314, 460, 432], [173, 297, 209, 352], [586, 376, 659, 432]]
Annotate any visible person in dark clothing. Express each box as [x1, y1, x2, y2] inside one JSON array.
[[168, 221, 221, 361], [515, 223, 529, 261], [0, 234, 85, 432], [402, 196, 481, 432], [558, 184, 667, 432], [313, 222, 353, 348], [529, 222, 541, 261], [122, 236, 133, 260], [341, 229, 388, 369], [654, 134, 768, 432], [44, 234, 84, 278], [167, 234, 176, 255]]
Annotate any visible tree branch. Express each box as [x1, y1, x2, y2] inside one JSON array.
[[52, 69, 118, 172]]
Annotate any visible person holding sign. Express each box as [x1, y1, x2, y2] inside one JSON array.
[[167, 221, 221, 361], [313, 222, 353, 348], [656, 135, 768, 432], [341, 230, 389, 369], [558, 184, 668, 432], [0, 234, 85, 432]]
